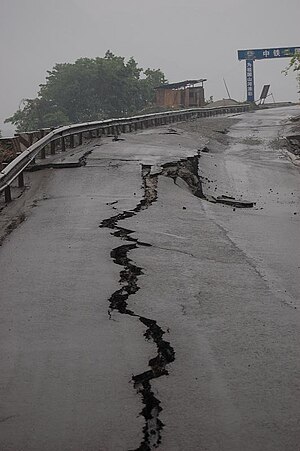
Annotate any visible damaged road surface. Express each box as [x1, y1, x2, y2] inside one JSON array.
[[0, 107, 300, 451], [100, 167, 175, 450]]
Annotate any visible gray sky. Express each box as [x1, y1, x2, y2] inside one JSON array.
[[1, 0, 299, 135]]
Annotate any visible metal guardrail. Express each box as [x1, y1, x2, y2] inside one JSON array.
[[0, 104, 250, 202]]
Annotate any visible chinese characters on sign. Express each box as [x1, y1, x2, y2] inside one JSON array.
[[262, 48, 297, 58], [246, 60, 254, 102], [238, 47, 300, 60]]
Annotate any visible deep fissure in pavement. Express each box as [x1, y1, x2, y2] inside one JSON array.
[[100, 155, 203, 450], [161, 153, 204, 199], [100, 165, 175, 450]]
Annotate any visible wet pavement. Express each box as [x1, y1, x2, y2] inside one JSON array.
[[0, 106, 299, 450], [200, 106, 300, 306]]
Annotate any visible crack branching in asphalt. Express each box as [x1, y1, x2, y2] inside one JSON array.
[[100, 155, 203, 450]]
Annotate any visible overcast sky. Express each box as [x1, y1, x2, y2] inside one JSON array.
[[1, 0, 299, 135]]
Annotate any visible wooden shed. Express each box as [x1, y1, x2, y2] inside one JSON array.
[[155, 79, 207, 109]]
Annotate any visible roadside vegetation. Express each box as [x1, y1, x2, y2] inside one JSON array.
[[5, 51, 167, 132], [283, 51, 300, 96]]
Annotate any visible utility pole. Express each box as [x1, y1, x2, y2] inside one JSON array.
[[223, 78, 231, 99]]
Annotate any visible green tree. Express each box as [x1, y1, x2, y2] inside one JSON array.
[[283, 51, 300, 95], [140, 68, 167, 106], [5, 52, 167, 132], [5, 98, 70, 131]]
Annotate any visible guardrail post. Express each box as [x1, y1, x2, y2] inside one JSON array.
[[61, 137, 66, 152], [40, 148, 46, 159], [70, 134, 75, 148], [78, 132, 83, 145], [50, 140, 56, 155], [18, 172, 24, 188], [4, 186, 12, 203]]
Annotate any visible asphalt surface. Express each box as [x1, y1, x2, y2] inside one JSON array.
[[0, 106, 299, 450]]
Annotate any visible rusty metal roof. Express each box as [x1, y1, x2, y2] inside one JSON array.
[[155, 79, 207, 89]]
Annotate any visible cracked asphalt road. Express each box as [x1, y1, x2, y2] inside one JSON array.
[[0, 106, 299, 450]]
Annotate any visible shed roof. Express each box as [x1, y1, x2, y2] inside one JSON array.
[[155, 79, 207, 90]]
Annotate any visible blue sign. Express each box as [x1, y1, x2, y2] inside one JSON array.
[[246, 60, 254, 102], [238, 47, 300, 60]]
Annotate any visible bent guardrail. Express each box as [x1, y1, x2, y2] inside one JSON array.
[[0, 104, 250, 202]]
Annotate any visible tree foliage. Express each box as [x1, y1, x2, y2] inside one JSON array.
[[283, 51, 300, 74], [5, 51, 167, 132], [283, 51, 300, 92]]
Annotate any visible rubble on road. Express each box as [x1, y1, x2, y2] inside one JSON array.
[[206, 193, 255, 208]]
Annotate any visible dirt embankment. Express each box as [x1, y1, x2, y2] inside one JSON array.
[[286, 115, 300, 156], [0, 144, 15, 165]]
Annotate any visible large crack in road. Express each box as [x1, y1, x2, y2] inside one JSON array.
[[100, 155, 204, 450]]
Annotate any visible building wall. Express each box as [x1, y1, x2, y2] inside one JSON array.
[[156, 89, 181, 108], [188, 87, 205, 107], [156, 86, 205, 108]]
